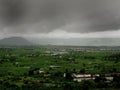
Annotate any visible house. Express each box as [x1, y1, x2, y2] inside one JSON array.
[[49, 65, 62, 69], [72, 74, 100, 82], [72, 73, 115, 82], [72, 74, 92, 82]]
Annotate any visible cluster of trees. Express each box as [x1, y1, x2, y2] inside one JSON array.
[[103, 53, 120, 62], [0, 54, 17, 64]]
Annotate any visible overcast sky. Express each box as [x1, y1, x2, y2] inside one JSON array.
[[0, 0, 120, 39]]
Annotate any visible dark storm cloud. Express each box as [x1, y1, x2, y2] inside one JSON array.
[[0, 0, 25, 25], [0, 0, 120, 34]]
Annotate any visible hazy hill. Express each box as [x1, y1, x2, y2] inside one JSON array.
[[0, 37, 33, 46], [30, 38, 120, 46], [0, 37, 120, 46]]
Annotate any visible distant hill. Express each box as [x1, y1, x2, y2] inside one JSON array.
[[0, 37, 120, 46], [30, 38, 120, 46], [0, 37, 33, 46]]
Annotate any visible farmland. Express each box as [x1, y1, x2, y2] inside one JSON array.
[[0, 46, 120, 90]]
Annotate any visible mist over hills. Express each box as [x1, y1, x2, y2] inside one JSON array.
[[0, 37, 32, 46], [30, 38, 120, 46], [0, 37, 120, 46]]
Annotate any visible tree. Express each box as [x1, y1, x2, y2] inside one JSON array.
[[113, 74, 120, 88], [80, 68, 85, 74]]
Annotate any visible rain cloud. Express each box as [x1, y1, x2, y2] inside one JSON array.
[[0, 0, 120, 34]]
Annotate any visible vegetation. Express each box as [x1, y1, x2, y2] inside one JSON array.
[[0, 46, 120, 90]]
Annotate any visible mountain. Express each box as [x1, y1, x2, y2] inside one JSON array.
[[0, 37, 120, 46], [0, 37, 33, 46]]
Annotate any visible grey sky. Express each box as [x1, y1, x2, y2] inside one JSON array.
[[0, 0, 120, 36]]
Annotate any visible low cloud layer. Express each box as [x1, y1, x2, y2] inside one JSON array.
[[0, 0, 120, 34]]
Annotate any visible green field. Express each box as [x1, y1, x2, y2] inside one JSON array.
[[0, 47, 120, 90]]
